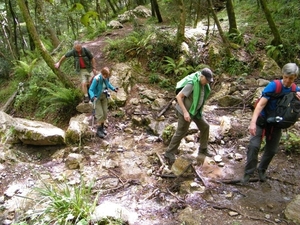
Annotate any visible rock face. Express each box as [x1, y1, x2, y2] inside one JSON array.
[[284, 195, 300, 224], [0, 111, 65, 145]]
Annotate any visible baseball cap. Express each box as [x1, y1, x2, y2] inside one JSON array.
[[201, 68, 214, 82]]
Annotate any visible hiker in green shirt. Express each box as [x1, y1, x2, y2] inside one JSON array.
[[55, 40, 97, 103], [164, 68, 214, 165]]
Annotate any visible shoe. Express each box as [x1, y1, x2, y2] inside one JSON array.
[[163, 154, 175, 166], [96, 126, 105, 138], [242, 174, 250, 184], [102, 128, 107, 135], [84, 96, 89, 103], [198, 148, 214, 157], [258, 170, 267, 182]]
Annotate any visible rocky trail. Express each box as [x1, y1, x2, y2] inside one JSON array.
[[1, 21, 300, 225]]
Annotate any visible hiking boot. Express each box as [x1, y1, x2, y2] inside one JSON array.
[[242, 174, 250, 184], [84, 96, 89, 103], [96, 126, 105, 138], [163, 153, 175, 166], [258, 170, 267, 182], [102, 127, 107, 135], [100, 123, 107, 135], [198, 148, 214, 157]]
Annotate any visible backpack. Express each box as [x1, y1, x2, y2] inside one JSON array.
[[74, 47, 92, 59], [175, 72, 199, 95], [264, 80, 300, 128]]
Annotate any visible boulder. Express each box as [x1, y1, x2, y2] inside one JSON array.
[[0, 111, 65, 145]]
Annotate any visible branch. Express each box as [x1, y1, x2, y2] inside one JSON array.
[[156, 97, 175, 118], [191, 165, 208, 187]]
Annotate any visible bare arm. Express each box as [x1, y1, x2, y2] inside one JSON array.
[[249, 97, 268, 136], [176, 91, 191, 122], [54, 55, 66, 68]]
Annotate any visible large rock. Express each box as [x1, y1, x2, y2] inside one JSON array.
[[284, 195, 300, 224], [65, 114, 92, 145], [0, 111, 65, 145], [91, 201, 138, 225]]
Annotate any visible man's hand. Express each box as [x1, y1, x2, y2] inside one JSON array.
[[54, 62, 60, 69], [249, 121, 256, 136], [183, 111, 191, 122]]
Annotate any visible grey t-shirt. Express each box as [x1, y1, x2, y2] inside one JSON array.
[[175, 83, 205, 115]]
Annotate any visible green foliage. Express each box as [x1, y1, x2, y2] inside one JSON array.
[[0, 79, 20, 107], [218, 57, 250, 76], [228, 32, 244, 45], [38, 82, 82, 122], [245, 38, 258, 54], [0, 58, 13, 80], [105, 30, 154, 62], [87, 20, 107, 39], [162, 56, 200, 80], [13, 177, 126, 225], [149, 73, 161, 84], [12, 60, 80, 125], [104, 27, 180, 72], [163, 56, 186, 76], [27, 178, 99, 225], [13, 58, 38, 80], [14, 82, 41, 115], [281, 131, 300, 153], [266, 44, 283, 62], [161, 124, 176, 145], [80, 11, 99, 27], [159, 78, 172, 89]]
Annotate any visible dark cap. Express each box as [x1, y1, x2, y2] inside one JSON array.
[[201, 68, 213, 82]]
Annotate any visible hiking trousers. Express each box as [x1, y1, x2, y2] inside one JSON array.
[[165, 111, 209, 161], [95, 92, 108, 123], [245, 124, 282, 175]]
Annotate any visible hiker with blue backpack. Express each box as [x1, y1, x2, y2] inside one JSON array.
[[164, 68, 215, 165], [55, 40, 97, 103], [89, 67, 118, 138], [243, 63, 300, 183]]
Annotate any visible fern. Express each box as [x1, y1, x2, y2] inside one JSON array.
[[13, 58, 38, 79], [39, 82, 81, 115], [163, 56, 195, 78]]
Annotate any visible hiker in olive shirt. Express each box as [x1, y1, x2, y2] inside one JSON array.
[[164, 68, 214, 165], [55, 40, 97, 103]]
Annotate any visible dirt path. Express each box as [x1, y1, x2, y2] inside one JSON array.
[[84, 23, 134, 71]]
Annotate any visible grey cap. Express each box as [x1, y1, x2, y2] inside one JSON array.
[[201, 68, 214, 82]]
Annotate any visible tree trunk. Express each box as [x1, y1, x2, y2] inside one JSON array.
[[35, 0, 60, 48], [17, 0, 75, 89], [150, 0, 163, 23], [226, 0, 238, 34], [24, 0, 35, 51], [107, 0, 117, 14], [207, 0, 232, 57], [176, 0, 185, 45], [7, 0, 19, 59], [259, 0, 282, 46], [194, 0, 201, 28]]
